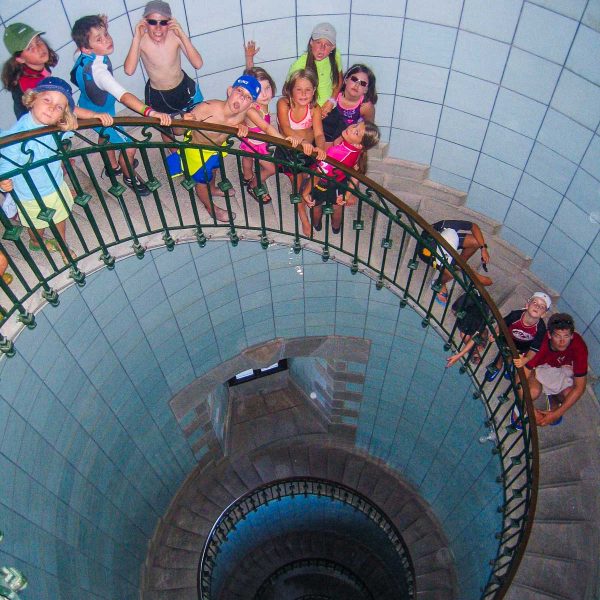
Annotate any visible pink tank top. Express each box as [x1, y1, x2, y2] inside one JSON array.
[[288, 105, 313, 130], [245, 103, 270, 147]]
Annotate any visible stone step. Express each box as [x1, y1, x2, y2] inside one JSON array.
[[505, 581, 572, 600], [511, 553, 591, 599], [369, 156, 430, 181]]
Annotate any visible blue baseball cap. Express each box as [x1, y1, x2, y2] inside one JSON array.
[[232, 74, 261, 101], [35, 77, 75, 111]]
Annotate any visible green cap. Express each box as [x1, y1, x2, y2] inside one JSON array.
[[4, 23, 44, 55]]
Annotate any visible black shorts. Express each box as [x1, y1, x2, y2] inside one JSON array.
[[274, 146, 316, 177], [144, 71, 202, 115], [311, 179, 342, 206]]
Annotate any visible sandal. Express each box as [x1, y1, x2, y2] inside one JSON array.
[[2, 273, 13, 285], [434, 291, 448, 306], [29, 239, 61, 253], [246, 183, 260, 202]]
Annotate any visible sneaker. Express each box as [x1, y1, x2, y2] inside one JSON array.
[[102, 158, 138, 178], [510, 408, 523, 431], [484, 363, 500, 382], [503, 365, 514, 380], [123, 174, 151, 197]]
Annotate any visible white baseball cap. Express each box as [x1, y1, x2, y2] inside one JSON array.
[[438, 228, 459, 263], [530, 291, 551, 311]]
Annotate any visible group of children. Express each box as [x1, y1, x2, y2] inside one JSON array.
[[0, 9, 381, 278]]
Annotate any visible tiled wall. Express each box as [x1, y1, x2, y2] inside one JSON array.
[[1, 1, 598, 374], [0, 241, 499, 598]]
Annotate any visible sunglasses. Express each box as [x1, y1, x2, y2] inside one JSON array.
[[348, 75, 368, 88], [146, 19, 170, 26]]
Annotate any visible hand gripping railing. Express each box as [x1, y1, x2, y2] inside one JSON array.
[[198, 478, 414, 599], [0, 117, 537, 599]]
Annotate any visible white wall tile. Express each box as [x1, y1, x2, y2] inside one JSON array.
[[241, 0, 295, 23]]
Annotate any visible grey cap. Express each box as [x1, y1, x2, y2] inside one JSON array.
[[144, 1, 172, 18], [311, 22, 336, 45]]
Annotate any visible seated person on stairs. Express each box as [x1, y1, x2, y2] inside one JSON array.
[[521, 313, 588, 427], [420, 219, 493, 306]]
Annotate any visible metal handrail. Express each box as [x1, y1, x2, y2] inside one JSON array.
[[253, 558, 374, 600], [0, 117, 538, 599], [198, 478, 414, 599]]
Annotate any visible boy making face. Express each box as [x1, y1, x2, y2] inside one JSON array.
[[124, 1, 203, 143], [167, 75, 260, 222], [70, 15, 171, 195]]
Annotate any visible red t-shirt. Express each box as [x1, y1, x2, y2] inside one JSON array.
[[18, 64, 51, 93], [526, 332, 588, 377]]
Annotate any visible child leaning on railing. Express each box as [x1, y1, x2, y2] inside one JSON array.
[[0, 77, 80, 265]]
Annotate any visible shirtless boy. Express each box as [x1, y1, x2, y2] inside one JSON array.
[[124, 1, 203, 140], [166, 75, 262, 223]]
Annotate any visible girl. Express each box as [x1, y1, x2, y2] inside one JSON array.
[[0, 77, 79, 265], [322, 64, 378, 143], [302, 120, 380, 236], [287, 23, 343, 117], [277, 69, 326, 233], [240, 66, 304, 204], [2, 23, 58, 119]]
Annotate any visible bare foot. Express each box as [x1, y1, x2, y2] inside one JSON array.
[[301, 220, 312, 237], [210, 205, 236, 223], [210, 185, 236, 198]]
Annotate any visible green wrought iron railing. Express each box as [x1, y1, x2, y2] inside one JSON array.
[[0, 531, 27, 600], [254, 558, 373, 599], [0, 117, 538, 600]]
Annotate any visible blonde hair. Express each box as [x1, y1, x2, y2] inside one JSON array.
[[22, 89, 78, 131], [282, 69, 318, 109]]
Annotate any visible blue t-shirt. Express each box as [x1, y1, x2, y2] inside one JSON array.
[[0, 112, 64, 199]]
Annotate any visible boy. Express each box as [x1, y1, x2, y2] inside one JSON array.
[[485, 292, 550, 382], [124, 1, 203, 143], [525, 313, 588, 426], [70, 15, 172, 196], [419, 219, 493, 306], [166, 74, 261, 223]]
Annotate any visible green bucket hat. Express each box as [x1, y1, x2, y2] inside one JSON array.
[[4, 23, 45, 55]]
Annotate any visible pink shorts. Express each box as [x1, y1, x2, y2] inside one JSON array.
[[240, 139, 270, 155]]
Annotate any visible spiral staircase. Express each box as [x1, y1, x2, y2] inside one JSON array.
[[0, 122, 597, 600]]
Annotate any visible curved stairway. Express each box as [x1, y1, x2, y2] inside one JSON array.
[[138, 143, 600, 600], [143, 385, 457, 600], [1, 127, 597, 599], [366, 148, 600, 600]]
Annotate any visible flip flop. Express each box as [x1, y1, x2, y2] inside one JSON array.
[[246, 183, 271, 204], [29, 239, 61, 253], [434, 291, 448, 306]]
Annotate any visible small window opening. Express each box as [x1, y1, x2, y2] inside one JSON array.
[[228, 359, 288, 386]]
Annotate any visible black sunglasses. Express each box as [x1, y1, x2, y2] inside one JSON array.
[[146, 19, 170, 26], [348, 75, 368, 88]]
